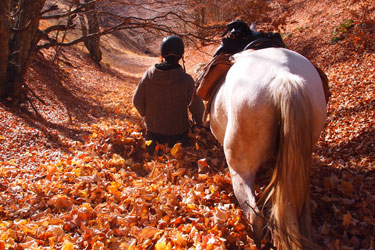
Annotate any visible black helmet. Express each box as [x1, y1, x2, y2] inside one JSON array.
[[160, 35, 184, 58]]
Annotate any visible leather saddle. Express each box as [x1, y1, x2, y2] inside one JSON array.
[[196, 37, 286, 102]]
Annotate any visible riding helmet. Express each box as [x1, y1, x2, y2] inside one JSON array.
[[160, 35, 184, 58]]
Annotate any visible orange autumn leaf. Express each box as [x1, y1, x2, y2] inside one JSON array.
[[342, 212, 352, 228], [49, 195, 73, 211], [62, 240, 74, 250]]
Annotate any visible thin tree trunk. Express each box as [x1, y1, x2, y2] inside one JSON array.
[[74, 0, 102, 63], [5, 0, 45, 99], [0, 0, 10, 97], [84, 0, 101, 63], [74, 0, 88, 37], [195, 4, 207, 45]]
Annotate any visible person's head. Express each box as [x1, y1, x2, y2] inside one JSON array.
[[160, 35, 184, 63]]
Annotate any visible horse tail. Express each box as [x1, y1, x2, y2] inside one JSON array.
[[265, 73, 318, 250]]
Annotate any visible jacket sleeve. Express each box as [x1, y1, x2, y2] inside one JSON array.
[[190, 94, 205, 126], [187, 76, 204, 126], [132, 71, 148, 117]]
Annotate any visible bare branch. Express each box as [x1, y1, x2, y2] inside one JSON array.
[[41, 0, 96, 20], [37, 19, 123, 50], [40, 4, 59, 16], [37, 6, 223, 51]]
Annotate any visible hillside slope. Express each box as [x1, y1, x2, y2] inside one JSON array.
[[0, 0, 374, 249]]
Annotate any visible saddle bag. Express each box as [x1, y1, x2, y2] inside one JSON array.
[[314, 65, 331, 103], [195, 54, 233, 100]]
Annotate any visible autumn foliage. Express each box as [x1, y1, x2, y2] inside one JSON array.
[[0, 0, 374, 249]]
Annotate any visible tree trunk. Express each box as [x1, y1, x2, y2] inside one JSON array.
[[0, 0, 10, 97], [195, 4, 207, 45], [4, 0, 45, 99], [84, 0, 102, 63], [75, 0, 102, 63]]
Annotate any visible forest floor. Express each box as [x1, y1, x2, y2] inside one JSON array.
[[0, 0, 374, 249]]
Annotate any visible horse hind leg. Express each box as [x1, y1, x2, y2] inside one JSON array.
[[227, 167, 265, 247], [223, 111, 278, 247]]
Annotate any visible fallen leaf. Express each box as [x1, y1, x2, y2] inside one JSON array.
[[49, 195, 73, 211], [341, 181, 354, 197], [62, 240, 74, 250], [342, 212, 352, 228], [171, 143, 182, 157]]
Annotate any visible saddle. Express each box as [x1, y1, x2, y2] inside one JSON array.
[[195, 37, 330, 122], [195, 53, 233, 100], [195, 37, 287, 122], [196, 37, 286, 101]]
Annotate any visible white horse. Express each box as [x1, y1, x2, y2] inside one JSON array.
[[209, 48, 327, 249]]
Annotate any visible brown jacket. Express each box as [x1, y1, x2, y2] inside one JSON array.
[[133, 64, 204, 135]]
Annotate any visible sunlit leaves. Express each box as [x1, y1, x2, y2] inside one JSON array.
[[0, 110, 247, 248]]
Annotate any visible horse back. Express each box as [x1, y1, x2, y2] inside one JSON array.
[[210, 47, 326, 148], [229, 48, 327, 131]]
